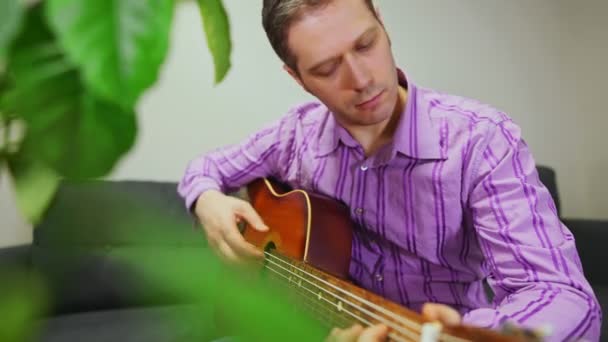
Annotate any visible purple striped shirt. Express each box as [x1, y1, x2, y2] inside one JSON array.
[[178, 74, 601, 341]]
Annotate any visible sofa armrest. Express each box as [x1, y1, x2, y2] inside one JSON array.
[[563, 218, 608, 286], [0, 244, 31, 270]]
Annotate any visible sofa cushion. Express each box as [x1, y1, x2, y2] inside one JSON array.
[[34, 180, 200, 246], [33, 305, 218, 342], [591, 285, 608, 341], [563, 218, 608, 286], [31, 180, 210, 315], [536, 166, 561, 216]]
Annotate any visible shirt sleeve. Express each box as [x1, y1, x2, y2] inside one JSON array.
[[461, 119, 602, 342], [177, 111, 297, 210]]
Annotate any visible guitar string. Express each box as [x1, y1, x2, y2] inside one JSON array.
[[263, 251, 471, 342], [264, 263, 377, 327], [262, 252, 421, 341], [265, 256, 469, 342], [263, 263, 413, 342], [263, 260, 368, 326], [264, 267, 363, 330], [264, 250, 422, 330], [263, 263, 352, 326]]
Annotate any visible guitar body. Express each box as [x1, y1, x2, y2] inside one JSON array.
[[242, 178, 541, 342], [243, 177, 353, 279]]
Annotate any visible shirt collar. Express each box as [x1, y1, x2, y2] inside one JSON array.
[[315, 110, 358, 157], [392, 69, 444, 160], [316, 69, 445, 160]]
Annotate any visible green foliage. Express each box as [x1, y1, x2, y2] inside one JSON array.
[[197, 0, 232, 84], [0, 269, 48, 342], [0, 0, 232, 222], [0, 0, 23, 58], [46, 0, 176, 109], [113, 229, 329, 341]]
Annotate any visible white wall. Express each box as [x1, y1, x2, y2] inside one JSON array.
[[377, 0, 607, 220], [555, 0, 608, 219], [2, 0, 607, 246]]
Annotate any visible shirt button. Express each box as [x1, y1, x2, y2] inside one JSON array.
[[375, 274, 383, 282], [360, 165, 369, 171], [355, 208, 364, 215]]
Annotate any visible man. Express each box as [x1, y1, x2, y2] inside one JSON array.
[[178, 0, 601, 341]]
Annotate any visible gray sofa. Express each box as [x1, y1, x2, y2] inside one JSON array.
[[0, 166, 606, 341]]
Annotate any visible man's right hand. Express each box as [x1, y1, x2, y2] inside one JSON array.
[[194, 190, 269, 265], [325, 324, 389, 342]]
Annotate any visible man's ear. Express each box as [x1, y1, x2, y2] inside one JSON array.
[[283, 64, 305, 90]]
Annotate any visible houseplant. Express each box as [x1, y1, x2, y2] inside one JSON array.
[[0, 1, 327, 340], [0, 0, 231, 223]]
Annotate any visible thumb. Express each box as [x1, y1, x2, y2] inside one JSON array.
[[359, 324, 389, 342], [422, 303, 461, 327], [237, 202, 269, 232]]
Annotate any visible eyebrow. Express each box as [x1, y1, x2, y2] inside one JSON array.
[[307, 26, 378, 74]]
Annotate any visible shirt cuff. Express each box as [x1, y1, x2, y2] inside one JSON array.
[[182, 179, 222, 212]]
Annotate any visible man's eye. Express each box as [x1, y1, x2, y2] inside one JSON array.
[[317, 65, 337, 76], [357, 39, 375, 51]]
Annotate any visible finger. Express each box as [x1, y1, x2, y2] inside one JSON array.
[[235, 202, 269, 232], [220, 220, 264, 259], [422, 303, 461, 326], [207, 237, 238, 265], [215, 240, 240, 264], [358, 324, 389, 342], [205, 233, 222, 255], [326, 325, 363, 342]]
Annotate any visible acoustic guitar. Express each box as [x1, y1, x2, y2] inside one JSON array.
[[242, 178, 544, 342]]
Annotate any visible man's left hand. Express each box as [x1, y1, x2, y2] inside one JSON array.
[[421, 303, 462, 326]]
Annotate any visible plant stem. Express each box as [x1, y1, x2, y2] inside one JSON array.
[[0, 113, 7, 160]]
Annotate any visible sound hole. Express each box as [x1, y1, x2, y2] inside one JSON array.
[[264, 241, 277, 254]]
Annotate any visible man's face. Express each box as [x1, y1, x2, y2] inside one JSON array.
[[286, 0, 399, 129]]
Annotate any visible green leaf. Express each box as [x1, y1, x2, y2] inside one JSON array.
[[0, 269, 48, 341], [5, 6, 137, 179], [45, 0, 175, 108], [7, 155, 60, 224], [0, 0, 24, 58], [115, 244, 328, 341], [196, 0, 232, 84]]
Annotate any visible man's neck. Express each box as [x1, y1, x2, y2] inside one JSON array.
[[354, 86, 408, 157]]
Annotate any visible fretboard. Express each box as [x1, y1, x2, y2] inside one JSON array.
[[260, 250, 444, 342]]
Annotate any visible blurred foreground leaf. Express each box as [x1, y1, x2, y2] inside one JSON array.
[[8, 155, 60, 224], [4, 6, 137, 180], [0, 0, 24, 58], [46, 0, 175, 108], [0, 269, 48, 342], [196, 0, 232, 83], [90, 189, 328, 341]]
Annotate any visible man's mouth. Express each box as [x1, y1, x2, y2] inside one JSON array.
[[356, 90, 385, 110]]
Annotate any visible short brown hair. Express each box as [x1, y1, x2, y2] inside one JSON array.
[[262, 0, 377, 73]]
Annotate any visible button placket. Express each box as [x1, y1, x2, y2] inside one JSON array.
[[371, 255, 385, 294]]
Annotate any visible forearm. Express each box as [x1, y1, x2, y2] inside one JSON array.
[[463, 284, 601, 341], [178, 155, 230, 210], [178, 137, 281, 210]]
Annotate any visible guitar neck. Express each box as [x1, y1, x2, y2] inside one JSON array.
[[261, 250, 537, 342], [262, 250, 454, 342], [262, 250, 365, 330]]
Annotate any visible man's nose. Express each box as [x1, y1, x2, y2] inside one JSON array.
[[343, 55, 373, 92]]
